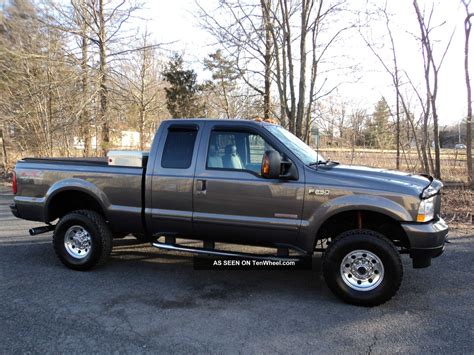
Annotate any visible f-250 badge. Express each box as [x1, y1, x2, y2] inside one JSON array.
[[308, 188, 330, 196]]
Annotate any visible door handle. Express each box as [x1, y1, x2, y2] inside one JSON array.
[[196, 179, 207, 195]]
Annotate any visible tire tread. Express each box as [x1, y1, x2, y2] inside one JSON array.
[[322, 229, 403, 306], [53, 210, 112, 270]]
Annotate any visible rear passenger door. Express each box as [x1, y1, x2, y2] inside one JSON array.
[[149, 123, 202, 236]]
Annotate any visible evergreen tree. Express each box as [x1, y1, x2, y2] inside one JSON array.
[[163, 54, 204, 118], [366, 97, 394, 149], [204, 49, 241, 118]]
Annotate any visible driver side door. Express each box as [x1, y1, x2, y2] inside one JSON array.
[[192, 124, 305, 246]]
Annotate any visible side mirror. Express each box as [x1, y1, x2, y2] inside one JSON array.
[[261, 151, 299, 180], [261, 150, 281, 179]]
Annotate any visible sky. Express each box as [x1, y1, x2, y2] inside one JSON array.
[[135, 0, 470, 127]]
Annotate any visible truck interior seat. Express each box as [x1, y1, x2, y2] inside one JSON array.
[[223, 144, 243, 169], [207, 144, 223, 168]]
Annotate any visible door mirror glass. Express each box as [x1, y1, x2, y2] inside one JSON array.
[[261, 150, 282, 179], [261, 150, 298, 180]]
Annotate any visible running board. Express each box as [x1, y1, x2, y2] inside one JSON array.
[[151, 241, 303, 261]]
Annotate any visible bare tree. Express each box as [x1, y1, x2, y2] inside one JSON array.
[[197, 0, 273, 120], [359, 3, 402, 169], [70, 0, 140, 155], [0, 0, 77, 156], [413, 0, 455, 179], [114, 29, 165, 150], [72, 0, 92, 156], [266, 0, 351, 138]]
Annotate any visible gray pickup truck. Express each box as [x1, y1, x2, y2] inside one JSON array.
[[10, 119, 448, 306]]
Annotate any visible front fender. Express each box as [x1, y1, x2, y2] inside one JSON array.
[[44, 178, 110, 221], [299, 194, 413, 252]]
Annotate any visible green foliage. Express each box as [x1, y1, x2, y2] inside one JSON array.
[[203, 49, 243, 118], [204, 49, 241, 84], [163, 53, 205, 118], [365, 97, 394, 149]]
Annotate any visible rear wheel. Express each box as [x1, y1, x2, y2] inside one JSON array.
[[53, 210, 112, 271], [322, 229, 403, 307]]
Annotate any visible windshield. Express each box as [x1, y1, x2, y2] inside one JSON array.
[[265, 125, 324, 165]]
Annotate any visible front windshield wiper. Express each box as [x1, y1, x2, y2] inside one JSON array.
[[308, 159, 339, 167]]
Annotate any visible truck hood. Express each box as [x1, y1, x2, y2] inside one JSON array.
[[309, 164, 433, 196]]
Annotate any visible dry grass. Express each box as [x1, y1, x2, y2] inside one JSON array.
[[319, 148, 473, 229], [441, 187, 473, 228], [319, 148, 469, 183]]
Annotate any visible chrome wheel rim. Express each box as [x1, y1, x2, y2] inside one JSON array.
[[340, 249, 384, 291], [64, 225, 92, 259]]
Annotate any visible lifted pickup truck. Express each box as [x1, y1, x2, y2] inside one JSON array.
[[11, 119, 448, 306]]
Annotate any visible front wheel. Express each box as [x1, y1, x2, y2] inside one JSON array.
[[322, 229, 403, 307], [53, 210, 113, 271]]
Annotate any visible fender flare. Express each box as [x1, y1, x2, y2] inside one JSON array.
[[44, 178, 110, 221], [303, 194, 413, 249]]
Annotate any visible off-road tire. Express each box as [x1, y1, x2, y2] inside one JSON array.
[[322, 229, 403, 307], [53, 210, 113, 271]]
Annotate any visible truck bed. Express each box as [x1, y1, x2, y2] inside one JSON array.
[[14, 158, 145, 233]]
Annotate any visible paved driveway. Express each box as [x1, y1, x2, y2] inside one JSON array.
[[1, 187, 473, 353]]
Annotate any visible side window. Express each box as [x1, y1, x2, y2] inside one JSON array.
[[207, 130, 275, 174], [249, 134, 268, 164], [161, 128, 197, 169]]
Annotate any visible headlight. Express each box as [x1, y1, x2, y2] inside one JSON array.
[[417, 196, 435, 222], [422, 185, 438, 198]]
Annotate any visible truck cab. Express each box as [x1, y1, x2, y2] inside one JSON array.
[[147, 119, 304, 248]]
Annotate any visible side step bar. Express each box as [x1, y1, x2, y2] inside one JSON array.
[[151, 241, 303, 261]]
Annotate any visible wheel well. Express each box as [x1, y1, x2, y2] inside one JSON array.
[[316, 210, 410, 249], [47, 190, 105, 222]]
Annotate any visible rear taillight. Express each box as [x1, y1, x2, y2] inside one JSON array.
[[12, 171, 17, 195]]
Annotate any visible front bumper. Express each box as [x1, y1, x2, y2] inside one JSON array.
[[401, 217, 448, 268]]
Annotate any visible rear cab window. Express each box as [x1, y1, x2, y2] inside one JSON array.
[[161, 128, 198, 169]]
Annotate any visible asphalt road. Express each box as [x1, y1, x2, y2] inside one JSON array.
[[1, 186, 473, 354]]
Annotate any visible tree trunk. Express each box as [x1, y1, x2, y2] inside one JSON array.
[[421, 112, 431, 174], [395, 90, 400, 170], [400, 95, 423, 171], [431, 98, 441, 178], [295, 0, 310, 138], [98, 0, 109, 156], [261, 0, 272, 120], [139, 109, 145, 151], [464, 8, 473, 185], [281, 0, 296, 134], [81, 28, 91, 157], [47, 54, 54, 157], [0, 128, 7, 171]]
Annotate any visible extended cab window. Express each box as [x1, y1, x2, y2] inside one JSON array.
[[207, 130, 275, 174], [161, 128, 197, 169]]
